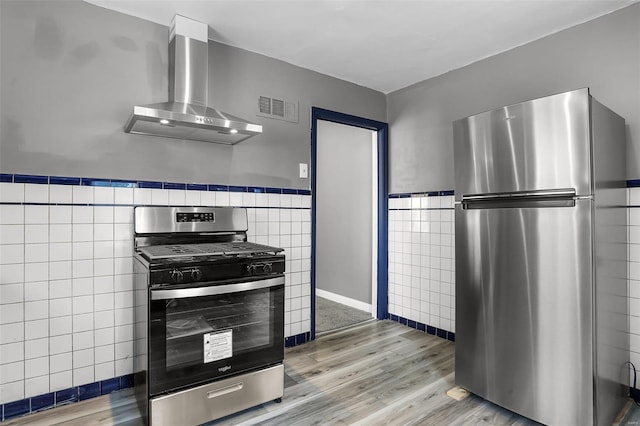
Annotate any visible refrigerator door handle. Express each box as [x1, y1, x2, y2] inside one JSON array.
[[461, 188, 577, 209], [462, 188, 576, 203]]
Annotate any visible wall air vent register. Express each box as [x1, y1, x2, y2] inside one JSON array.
[[258, 96, 299, 123]]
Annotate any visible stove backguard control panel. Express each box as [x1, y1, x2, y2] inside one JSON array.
[[177, 212, 215, 223], [134, 207, 247, 235]]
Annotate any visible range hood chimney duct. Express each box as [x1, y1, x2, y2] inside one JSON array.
[[124, 15, 262, 145]]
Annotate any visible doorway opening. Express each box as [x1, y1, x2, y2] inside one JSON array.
[[310, 108, 388, 340]]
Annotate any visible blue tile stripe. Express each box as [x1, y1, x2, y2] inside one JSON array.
[[79, 382, 100, 401], [2, 398, 30, 421], [388, 314, 455, 342], [4, 174, 640, 193], [0, 202, 312, 210], [81, 178, 114, 187], [389, 190, 455, 198], [209, 184, 229, 191], [50, 176, 82, 185], [228, 185, 248, 193], [138, 180, 162, 189], [285, 331, 312, 348], [55, 387, 78, 406], [163, 182, 186, 190], [0, 374, 134, 421], [14, 174, 49, 184], [186, 183, 208, 191], [30, 392, 54, 413], [110, 179, 139, 188], [0, 174, 312, 195]]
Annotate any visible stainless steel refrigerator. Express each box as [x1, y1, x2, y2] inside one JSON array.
[[453, 88, 628, 425]]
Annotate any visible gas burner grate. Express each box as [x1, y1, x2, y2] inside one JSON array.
[[138, 242, 283, 260]]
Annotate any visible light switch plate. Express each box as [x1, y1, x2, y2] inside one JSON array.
[[299, 163, 308, 179]]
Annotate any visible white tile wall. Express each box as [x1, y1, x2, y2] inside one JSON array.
[[629, 187, 640, 378], [0, 182, 312, 404], [8, 181, 637, 403], [388, 194, 455, 332], [245, 204, 312, 337]]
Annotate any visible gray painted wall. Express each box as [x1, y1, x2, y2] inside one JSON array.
[[0, 0, 386, 189], [316, 120, 373, 304], [387, 3, 640, 194], [3, 1, 637, 192]]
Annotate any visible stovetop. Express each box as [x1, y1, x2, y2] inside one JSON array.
[[138, 242, 284, 261], [136, 243, 286, 285], [133, 207, 286, 284]]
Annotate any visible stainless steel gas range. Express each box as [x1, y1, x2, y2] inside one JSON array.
[[133, 206, 285, 426]]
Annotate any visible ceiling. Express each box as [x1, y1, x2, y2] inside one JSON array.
[[85, 0, 637, 94]]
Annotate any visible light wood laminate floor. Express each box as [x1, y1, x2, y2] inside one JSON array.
[[4, 320, 632, 425]]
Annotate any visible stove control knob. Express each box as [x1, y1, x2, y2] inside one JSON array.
[[263, 263, 273, 274], [246, 264, 256, 275], [170, 269, 184, 283], [190, 268, 202, 281]]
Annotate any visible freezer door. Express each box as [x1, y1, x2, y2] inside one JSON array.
[[455, 199, 593, 425], [453, 88, 591, 200]]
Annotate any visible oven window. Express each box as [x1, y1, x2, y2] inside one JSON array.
[[164, 288, 275, 369], [148, 281, 284, 395]]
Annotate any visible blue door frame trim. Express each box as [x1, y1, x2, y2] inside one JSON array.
[[310, 107, 389, 340]]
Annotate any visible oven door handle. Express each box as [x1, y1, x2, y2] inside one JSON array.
[[150, 276, 285, 300]]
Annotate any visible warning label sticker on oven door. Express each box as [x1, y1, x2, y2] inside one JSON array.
[[204, 330, 233, 363]]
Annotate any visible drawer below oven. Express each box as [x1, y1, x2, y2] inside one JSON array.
[[149, 363, 284, 426]]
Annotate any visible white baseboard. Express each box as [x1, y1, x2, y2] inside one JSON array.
[[316, 288, 372, 313]]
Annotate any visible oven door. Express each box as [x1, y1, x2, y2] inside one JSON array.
[[148, 276, 284, 397]]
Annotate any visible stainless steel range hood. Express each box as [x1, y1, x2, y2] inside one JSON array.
[[124, 16, 262, 145]]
